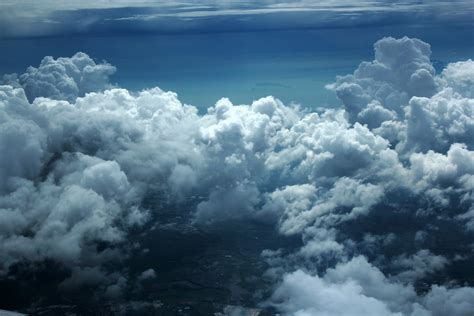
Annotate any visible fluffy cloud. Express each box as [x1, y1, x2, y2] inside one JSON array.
[[403, 89, 474, 153], [0, 86, 46, 190], [263, 37, 474, 315], [270, 256, 474, 316], [327, 37, 438, 127], [0, 153, 146, 272], [271, 269, 398, 316], [5, 52, 116, 103], [0, 36, 473, 312], [420, 285, 474, 316], [441, 60, 474, 98]]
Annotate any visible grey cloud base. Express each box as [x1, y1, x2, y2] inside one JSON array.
[[0, 37, 473, 314]]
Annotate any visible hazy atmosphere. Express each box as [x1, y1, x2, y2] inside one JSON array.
[[0, 1, 473, 315]]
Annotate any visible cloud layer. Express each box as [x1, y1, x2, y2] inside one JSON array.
[[0, 36, 473, 313], [1, 0, 473, 38]]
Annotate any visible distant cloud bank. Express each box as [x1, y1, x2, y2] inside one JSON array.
[[1, 0, 473, 38]]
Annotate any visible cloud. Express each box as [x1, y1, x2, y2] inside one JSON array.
[[391, 249, 448, 283], [8, 53, 116, 103], [271, 269, 398, 316], [0, 36, 473, 311], [1, 1, 473, 38], [260, 37, 474, 315], [270, 256, 474, 316], [421, 285, 474, 316], [441, 60, 474, 98], [194, 181, 261, 224], [0, 152, 146, 272], [327, 37, 438, 127], [138, 268, 156, 281], [403, 90, 474, 154], [326, 37, 473, 160]]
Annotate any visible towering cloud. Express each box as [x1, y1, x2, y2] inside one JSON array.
[[3, 53, 116, 103], [327, 37, 437, 124]]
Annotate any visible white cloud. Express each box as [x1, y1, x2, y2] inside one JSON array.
[[327, 37, 438, 128], [270, 258, 405, 316], [271, 256, 474, 316], [264, 37, 474, 315], [0, 36, 473, 311], [441, 60, 474, 98], [11, 52, 116, 102], [403, 89, 474, 153]]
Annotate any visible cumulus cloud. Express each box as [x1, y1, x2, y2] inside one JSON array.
[[326, 37, 473, 157], [271, 269, 398, 316], [441, 60, 474, 98], [4, 52, 116, 103], [0, 152, 146, 272], [0, 36, 473, 312], [327, 37, 438, 126], [403, 90, 474, 153], [270, 256, 474, 316], [261, 37, 474, 315]]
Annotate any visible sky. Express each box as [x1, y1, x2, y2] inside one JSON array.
[[1, 0, 473, 108], [0, 1, 474, 315]]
